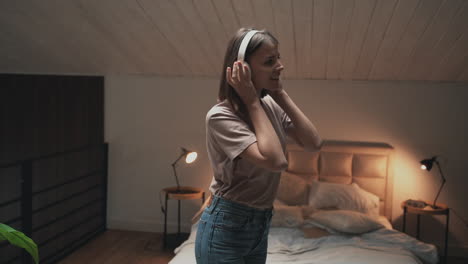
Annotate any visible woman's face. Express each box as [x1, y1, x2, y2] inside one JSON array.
[[248, 40, 284, 94]]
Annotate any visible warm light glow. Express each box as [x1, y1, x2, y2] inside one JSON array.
[[421, 164, 427, 170], [185, 152, 197, 163]]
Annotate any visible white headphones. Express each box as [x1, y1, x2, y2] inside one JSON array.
[[237, 30, 260, 62]]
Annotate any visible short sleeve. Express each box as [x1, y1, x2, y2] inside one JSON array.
[[262, 95, 296, 144], [207, 111, 257, 160], [262, 95, 293, 131]]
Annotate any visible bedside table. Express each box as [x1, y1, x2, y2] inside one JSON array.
[[162, 186, 205, 249], [401, 200, 449, 263]]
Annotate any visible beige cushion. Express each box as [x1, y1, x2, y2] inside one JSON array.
[[353, 154, 387, 178], [288, 150, 319, 175], [353, 177, 385, 201], [319, 175, 352, 184], [277, 171, 309, 205], [281, 140, 393, 220], [319, 152, 352, 184]]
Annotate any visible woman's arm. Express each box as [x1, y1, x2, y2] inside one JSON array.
[[227, 61, 288, 171], [269, 89, 322, 152], [241, 100, 288, 171]]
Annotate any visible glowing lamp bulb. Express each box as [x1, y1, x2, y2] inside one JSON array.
[[185, 152, 197, 163]]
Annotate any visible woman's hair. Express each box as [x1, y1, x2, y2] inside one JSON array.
[[218, 28, 279, 126]]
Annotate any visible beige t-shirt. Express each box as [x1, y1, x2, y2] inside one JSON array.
[[205, 95, 293, 209]]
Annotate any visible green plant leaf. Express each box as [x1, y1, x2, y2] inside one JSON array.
[[0, 223, 39, 264]]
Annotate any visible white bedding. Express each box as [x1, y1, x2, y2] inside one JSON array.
[[169, 222, 438, 264]]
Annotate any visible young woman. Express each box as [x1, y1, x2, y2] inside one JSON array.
[[195, 28, 322, 264]]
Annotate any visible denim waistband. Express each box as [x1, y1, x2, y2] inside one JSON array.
[[208, 195, 273, 218]]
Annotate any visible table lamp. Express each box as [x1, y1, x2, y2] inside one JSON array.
[[172, 147, 197, 193], [420, 156, 446, 209]]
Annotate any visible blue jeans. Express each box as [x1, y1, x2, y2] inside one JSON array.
[[195, 195, 273, 264]]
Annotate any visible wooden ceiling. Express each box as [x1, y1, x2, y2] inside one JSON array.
[[1, 0, 468, 81]]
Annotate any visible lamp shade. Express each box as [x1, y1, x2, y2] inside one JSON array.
[[172, 147, 198, 191], [420, 157, 436, 171], [419, 156, 446, 209], [185, 151, 197, 163]]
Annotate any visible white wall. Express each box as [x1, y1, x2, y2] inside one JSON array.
[[105, 75, 468, 255]]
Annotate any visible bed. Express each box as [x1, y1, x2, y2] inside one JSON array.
[[169, 140, 439, 264]]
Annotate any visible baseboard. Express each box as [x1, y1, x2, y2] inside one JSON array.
[[108, 218, 468, 258], [107, 218, 192, 233]]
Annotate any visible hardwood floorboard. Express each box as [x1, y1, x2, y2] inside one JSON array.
[[58, 229, 468, 264], [59, 230, 175, 264]]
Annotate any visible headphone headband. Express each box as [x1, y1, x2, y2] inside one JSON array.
[[237, 30, 260, 62]]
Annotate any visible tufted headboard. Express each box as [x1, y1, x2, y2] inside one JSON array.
[[277, 140, 394, 220]]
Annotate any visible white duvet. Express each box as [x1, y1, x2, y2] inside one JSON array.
[[169, 222, 438, 264]]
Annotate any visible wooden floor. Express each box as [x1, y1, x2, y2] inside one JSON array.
[[59, 229, 468, 264], [59, 230, 175, 264]]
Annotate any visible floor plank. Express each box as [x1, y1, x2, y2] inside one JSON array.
[[59, 230, 175, 264], [58, 229, 468, 264]]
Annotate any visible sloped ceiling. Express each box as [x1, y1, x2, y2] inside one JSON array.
[[1, 0, 468, 81]]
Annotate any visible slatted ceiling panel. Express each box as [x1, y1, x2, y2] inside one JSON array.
[[310, 0, 333, 79], [0, 2, 68, 73], [0, 17, 44, 73], [133, 0, 195, 76], [83, 0, 186, 75], [71, 5, 121, 73], [78, 1, 148, 74], [432, 29, 468, 81], [326, 0, 354, 80], [402, 0, 465, 80], [353, 0, 398, 80], [340, 0, 376, 80], [57, 1, 120, 73], [29, 2, 96, 73], [173, 0, 221, 73], [139, 0, 209, 76], [119, 0, 188, 75], [426, 2, 468, 79], [369, 0, 421, 80], [212, 0, 240, 38], [1, 0, 468, 81], [252, 0, 277, 34], [271, 0, 296, 79], [392, 0, 442, 80], [232, 0, 257, 29], [293, 0, 314, 78], [193, 0, 230, 63]]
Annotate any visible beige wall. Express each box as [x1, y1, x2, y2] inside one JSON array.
[[105, 75, 468, 255]]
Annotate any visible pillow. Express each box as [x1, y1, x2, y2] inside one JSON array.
[[271, 200, 304, 227], [308, 181, 379, 215], [354, 183, 380, 215], [376, 215, 393, 229], [301, 205, 321, 217], [305, 210, 384, 234], [276, 171, 309, 205]]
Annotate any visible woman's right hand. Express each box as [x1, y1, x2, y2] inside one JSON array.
[[226, 61, 257, 105]]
